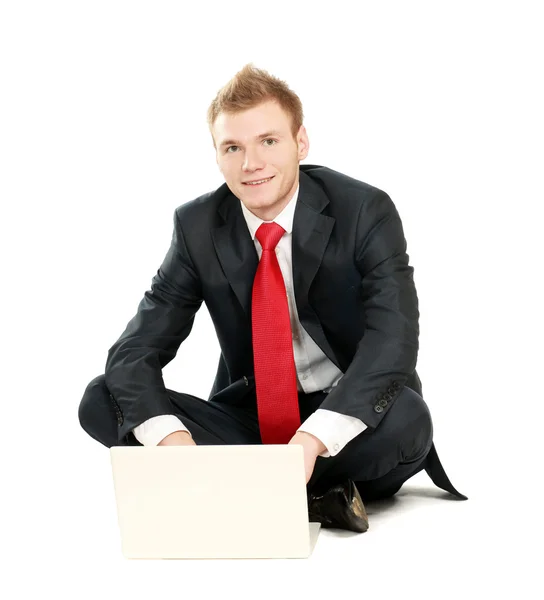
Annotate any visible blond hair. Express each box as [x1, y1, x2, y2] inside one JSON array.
[[207, 63, 304, 145]]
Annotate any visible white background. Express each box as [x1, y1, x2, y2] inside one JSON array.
[[1, 1, 542, 598]]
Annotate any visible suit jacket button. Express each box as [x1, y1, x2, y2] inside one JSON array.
[[243, 376, 248, 386], [392, 381, 401, 390], [117, 415, 123, 425], [379, 399, 388, 408], [374, 405, 383, 413]]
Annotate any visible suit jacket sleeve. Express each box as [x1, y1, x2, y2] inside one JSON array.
[[105, 206, 203, 442], [319, 189, 419, 430]]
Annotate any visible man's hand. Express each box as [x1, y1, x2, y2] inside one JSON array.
[[158, 430, 197, 446], [288, 431, 327, 484]]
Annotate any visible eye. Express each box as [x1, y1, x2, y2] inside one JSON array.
[[226, 146, 239, 153], [263, 139, 277, 146]]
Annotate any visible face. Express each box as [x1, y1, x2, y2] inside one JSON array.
[[212, 100, 309, 221]]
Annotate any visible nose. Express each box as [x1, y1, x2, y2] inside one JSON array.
[[242, 147, 266, 173]]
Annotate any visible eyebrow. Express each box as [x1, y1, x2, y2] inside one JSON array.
[[218, 130, 283, 148]]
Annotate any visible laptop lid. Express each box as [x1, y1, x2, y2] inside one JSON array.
[[110, 444, 320, 559]]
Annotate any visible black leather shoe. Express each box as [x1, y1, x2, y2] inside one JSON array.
[[308, 479, 369, 533]]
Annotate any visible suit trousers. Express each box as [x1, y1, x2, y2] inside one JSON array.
[[78, 374, 434, 502]]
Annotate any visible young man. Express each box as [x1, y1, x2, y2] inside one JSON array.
[[79, 64, 466, 533]]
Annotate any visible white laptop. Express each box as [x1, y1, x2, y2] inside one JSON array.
[[110, 444, 321, 559]]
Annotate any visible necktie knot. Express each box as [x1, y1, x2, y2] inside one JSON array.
[[255, 222, 285, 251]]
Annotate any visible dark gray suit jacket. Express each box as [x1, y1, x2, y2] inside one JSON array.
[[105, 163, 423, 443]]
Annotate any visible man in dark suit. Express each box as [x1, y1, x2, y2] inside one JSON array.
[[79, 64, 466, 533]]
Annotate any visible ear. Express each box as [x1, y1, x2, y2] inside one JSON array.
[[297, 125, 310, 161]]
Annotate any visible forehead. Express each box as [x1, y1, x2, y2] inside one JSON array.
[[214, 101, 292, 146]]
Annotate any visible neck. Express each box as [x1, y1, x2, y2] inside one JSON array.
[[251, 201, 289, 222]]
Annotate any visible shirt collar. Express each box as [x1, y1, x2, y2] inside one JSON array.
[[240, 183, 299, 240]]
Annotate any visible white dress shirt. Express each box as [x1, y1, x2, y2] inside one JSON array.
[[133, 183, 368, 456]]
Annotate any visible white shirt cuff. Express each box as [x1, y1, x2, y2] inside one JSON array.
[[297, 408, 368, 457], [132, 415, 191, 446]]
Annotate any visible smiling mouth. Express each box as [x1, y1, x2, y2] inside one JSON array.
[[242, 176, 274, 186]]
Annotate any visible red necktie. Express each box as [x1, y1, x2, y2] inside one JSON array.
[[252, 222, 301, 444]]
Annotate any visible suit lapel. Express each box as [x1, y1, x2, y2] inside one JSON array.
[[292, 171, 340, 368], [211, 195, 258, 318]]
